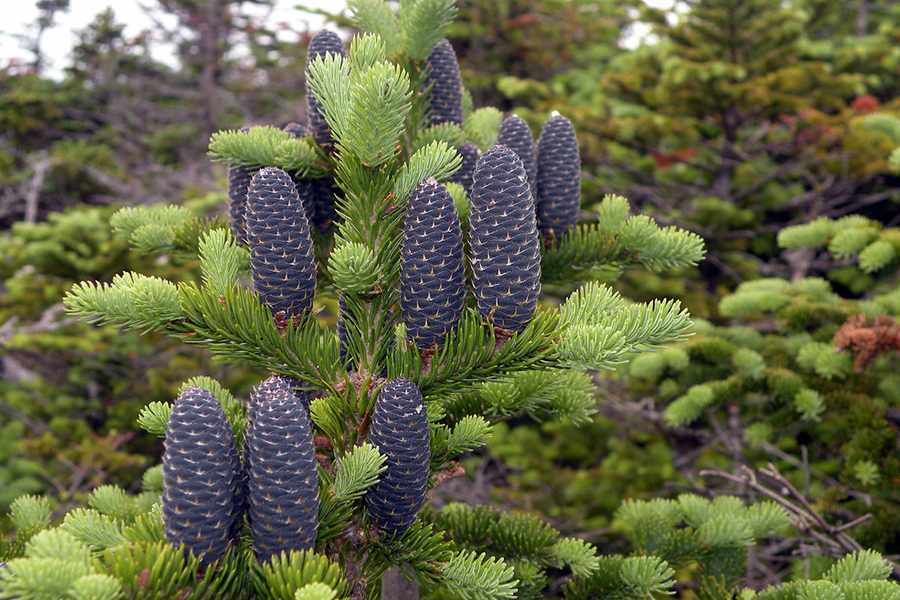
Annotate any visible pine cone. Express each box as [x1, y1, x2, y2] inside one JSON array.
[[400, 179, 466, 350], [306, 30, 346, 153], [424, 39, 464, 126], [535, 114, 581, 240], [247, 391, 319, 562], [162, 387, 243, 567], [309, 176, 340, 232], [228, 165, 252, 244], [469, 145, 542, 333], [448, 142, 481, 194], [366, 378, 430, 536], [245, 167, 317, 321], [243, 374, 309, 481], [496, 114, 537, 197], [283, 122, 317, 227]]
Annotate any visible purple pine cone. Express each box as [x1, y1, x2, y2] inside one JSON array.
[[306, 30, 346, 153], [245, 167, 317, 321], [469, 145, 541, 333], [424, 39, 464, 127], [400, 179, 466, 350], [536, 114, 581, 240], [496, 114, 537, 197], [162, 387, 243, 567], [366, 378, 430, 536], [247, 392, 319, 562], [448, 142, 481, 195]]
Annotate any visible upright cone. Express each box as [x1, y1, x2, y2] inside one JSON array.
[[400, 178, 466, 350], [306, 30, 346, 153], [449, 142, 481, 195], [245, 167, 317, 321], [424, 39, 464, 126], [496, 115, 537, 197], [162, 387, 243, 567], [469, 145, 541, 333], [536, 113, 581, 240], [365, 378, 430, 536], [247, 391, 319, 562]]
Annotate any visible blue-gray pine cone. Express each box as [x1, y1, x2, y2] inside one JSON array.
[[243, 374, 309, 472], [448, 142, 481, 194], [309, 176, 340, 232], [424, 39, 464, 126], [227, 127, 253, 244], [283, 122, 317, 227], [496, 115, 537, 196], [366, 378, 430, 536], [400, 178, 465, 350], [246, 167, 317, 320], [306, 30, 346, 153], [469, 145, 541, 333], [163, 387, 243, 567], [247, 392, 319, 562], [536, 114, 581, 240]]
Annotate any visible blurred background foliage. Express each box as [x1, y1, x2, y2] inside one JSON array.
[[3, 0, 900, 593]]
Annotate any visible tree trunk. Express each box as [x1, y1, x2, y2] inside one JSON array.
[[381, 565, 419, 600]]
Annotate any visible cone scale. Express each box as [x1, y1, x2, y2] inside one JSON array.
[[496, 114, 537, 196]]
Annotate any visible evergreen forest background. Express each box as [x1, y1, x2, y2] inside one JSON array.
[[3, 0, 900, 597]]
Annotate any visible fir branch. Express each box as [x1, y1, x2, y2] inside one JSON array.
[[440, 550, 518, 600], [332, 443, 387, 502], [392, 140, 462, 204], [348, 0, 400, 57], [137, 401, 171, 438], [60, 508, 126, 551], [399, 0, 457, 61], [64, 272, 184, 333], [198, 228, 249, 299], [209, 126, 322, 176]]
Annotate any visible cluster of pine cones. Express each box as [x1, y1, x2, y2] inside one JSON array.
[[162, 32, 582, 565], [162, 376, 429, 565]]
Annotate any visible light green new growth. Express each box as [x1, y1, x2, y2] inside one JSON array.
[[208, 126, 321, 176], [329, 242, 382, 294], [294, 582, 338, 600], [331, 443, 387, 502], [64, 273, 183, 333], [136, 402, 171, 438], [110, 205, 194, 253], [392, 140, 461, 203], [348, 0, 400, 57], [199, 228, 248, 299], [398, 0, 457, 61], [464, 107, 503, 151]]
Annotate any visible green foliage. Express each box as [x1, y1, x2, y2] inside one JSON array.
[[208, 126, 322, 176]]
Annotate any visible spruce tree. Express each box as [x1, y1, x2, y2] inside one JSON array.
[[1, 1, 709, 598]]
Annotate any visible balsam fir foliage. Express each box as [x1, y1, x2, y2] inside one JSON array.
[[306, 30, 347, 154], [41, 1, 709, 597]]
